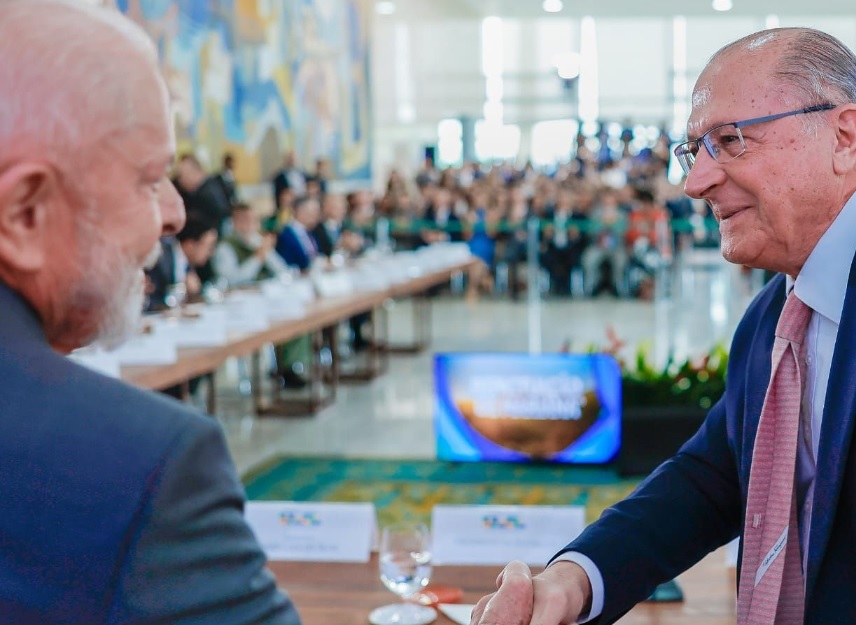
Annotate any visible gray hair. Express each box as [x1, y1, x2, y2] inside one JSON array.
[[712, 28, 856, 118], [0, 0, 159, 165]]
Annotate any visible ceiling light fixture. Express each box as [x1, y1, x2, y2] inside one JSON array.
[[712, 0, 733, 11], [553, 52, 581, 80], [543, 0, 563, 14]]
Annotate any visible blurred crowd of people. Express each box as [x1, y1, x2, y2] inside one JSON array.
[[146, 128, 720, 327], [371, 131, 719, 301]]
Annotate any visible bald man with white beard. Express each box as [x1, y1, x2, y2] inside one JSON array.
[[0, 2, 301, 623]]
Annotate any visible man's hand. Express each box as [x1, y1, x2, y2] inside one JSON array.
[[184, 271, 202, 296], [255, 232, 276, 259], [470, 560, 592, 625]]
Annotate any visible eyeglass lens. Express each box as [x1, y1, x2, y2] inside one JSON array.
[[676, 124, 745, 174]]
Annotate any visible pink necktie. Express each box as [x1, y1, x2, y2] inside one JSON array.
[[737, 292, 812, 625]]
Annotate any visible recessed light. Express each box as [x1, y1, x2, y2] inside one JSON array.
[[712, 0, 733, 11], [553, 52, 581, 80], [543, 0, 563, 14]]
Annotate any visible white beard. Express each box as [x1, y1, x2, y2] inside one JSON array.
[[70, 221, 162, 350]]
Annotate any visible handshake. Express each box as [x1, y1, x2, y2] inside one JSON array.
[[469, 560, 592, 625]]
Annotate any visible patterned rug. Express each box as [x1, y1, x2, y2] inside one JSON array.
[[243, 457, 641, 527]]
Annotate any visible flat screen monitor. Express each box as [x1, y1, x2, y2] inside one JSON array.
[[434, 352, 621, 464]]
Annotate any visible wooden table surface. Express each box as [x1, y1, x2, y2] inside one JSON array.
[[270, 549, 736, 624], [121, 260, 477, 391]]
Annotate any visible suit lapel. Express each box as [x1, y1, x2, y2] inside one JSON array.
[[806, 250, 856, 600]]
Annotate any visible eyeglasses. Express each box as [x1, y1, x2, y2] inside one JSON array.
[[673, 103, 837, 176]]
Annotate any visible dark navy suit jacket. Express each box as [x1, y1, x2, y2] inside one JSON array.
[[275, 225, 316, 271], [0, 284, 301, 624], [558, 261, 856, 624]]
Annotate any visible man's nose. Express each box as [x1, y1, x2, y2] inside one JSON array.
[[683, 147, 726, 200], [159, 180, 186, 236]]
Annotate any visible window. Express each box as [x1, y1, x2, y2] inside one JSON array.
[[531, 119, 579, 167], [475, 121, 520, 162], [437, 118, 463, 167]]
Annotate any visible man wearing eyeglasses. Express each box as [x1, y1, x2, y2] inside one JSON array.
[[472, 27, 856, 625]]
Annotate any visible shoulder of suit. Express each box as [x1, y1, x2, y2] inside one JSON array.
[[53, 352, 216, 440]]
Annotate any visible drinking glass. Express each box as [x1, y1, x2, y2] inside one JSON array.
[[164, 283, 187, 311], [370, 522, 436, 625]]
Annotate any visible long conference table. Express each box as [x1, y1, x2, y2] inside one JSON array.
[[270, 550, 736, 625], [120, 258, 478, 394]]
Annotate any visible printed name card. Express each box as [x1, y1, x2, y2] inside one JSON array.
[[245, 501, 376, 562], [431, 504, 586, 566]]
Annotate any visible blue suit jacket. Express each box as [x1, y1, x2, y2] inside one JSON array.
[[561, 258, 856, 624], [0, 284, 301, 624], [276, 225, 315, 271]]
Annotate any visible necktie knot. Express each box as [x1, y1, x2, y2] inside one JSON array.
[[775, 292, 812, 345]]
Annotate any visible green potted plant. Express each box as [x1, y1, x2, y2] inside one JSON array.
[[575, 327, 728, 476]]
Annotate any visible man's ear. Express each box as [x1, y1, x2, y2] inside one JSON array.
[[0, 163, 56, 273], [831, 105, 856, 175]]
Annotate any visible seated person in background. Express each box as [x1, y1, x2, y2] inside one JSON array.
[[148, 215, 220, 399], [496, 198, 529, 300], [272, 150, 307, 208], [313, 193, 365, 260], [541, 189, 590, 297], [420, 187, 463, 245], [146, 214, 219, 310], [172, 155, 231, 236], [171, 152, 206, 207], [188, 171, 233, 237], [215, 203, 290, 286], [582, 189, 628, 297], [264, 186, 296, 233], [312, 193, 373, 352], [214, 203, 309, 389], [0, 1, 300, 622], [312, 193, 346, 258], [276, 195, 322, 272], [345, 190, 378, 247], [215, 152, 239, 207], [625, 187, 672, 300], [463, 188, 500, 301]]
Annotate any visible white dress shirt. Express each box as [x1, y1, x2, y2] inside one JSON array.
[[214, 233, 291, 287], [560, 192, 856, 622]]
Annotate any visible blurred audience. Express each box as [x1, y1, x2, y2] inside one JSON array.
[[215, 203, 290, 286], [174, 122, 712, 304]]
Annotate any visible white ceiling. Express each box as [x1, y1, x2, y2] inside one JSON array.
[[381, 0, 856, 19]]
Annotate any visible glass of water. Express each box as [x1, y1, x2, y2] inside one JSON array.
[[370, 522, 436, 625]]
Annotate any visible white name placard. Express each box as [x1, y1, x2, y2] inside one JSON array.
[[245, 501, 376, 563], [431, 504, 586, 566]]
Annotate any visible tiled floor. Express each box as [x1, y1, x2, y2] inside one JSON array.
[[219, 252, 763, 476]]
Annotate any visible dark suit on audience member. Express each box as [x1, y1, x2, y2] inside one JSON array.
[[145, 237, 216, 313], [214, 169, 238, 207], [272, 168, 307, 209], [311, 221, 339, 258], [276, 224, 317, 271], [0, 283, 301, 624], [558, 268, 856, 624], [423, 205, 463, 243]]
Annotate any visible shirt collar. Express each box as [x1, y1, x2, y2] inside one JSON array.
[[791, 192, 856, 325]]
